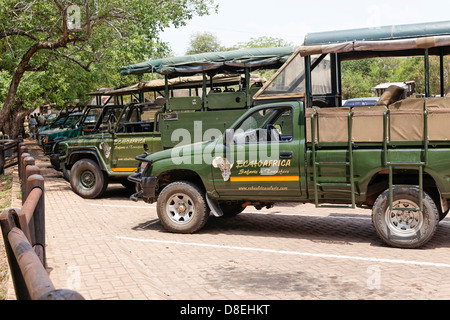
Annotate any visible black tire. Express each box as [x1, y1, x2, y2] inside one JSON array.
[[70, 159, 108, 199], [439, 208, 449, 221], [62, 167, 71, 182], [372, 188, 439, 249], [219, 201, 246, 217], [157, 181, 210, 233]]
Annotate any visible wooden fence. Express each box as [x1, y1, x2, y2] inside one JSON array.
[[0, 141, 84, 300], [0, 136, 21, 175]]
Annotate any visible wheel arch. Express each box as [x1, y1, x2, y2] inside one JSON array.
[[66, 150, 105, 171], [157, 169, 206, 195], [365, 169, 447, 215]]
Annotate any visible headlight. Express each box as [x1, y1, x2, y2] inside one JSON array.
[[136, 153, 152, 175], [139, 161, 148, 174]]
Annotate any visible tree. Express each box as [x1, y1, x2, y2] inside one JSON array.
[[0, 0, 218, 138], [186, 31, 224, 55], [230, 36, 293, 50], [228, 36, 293, 81]]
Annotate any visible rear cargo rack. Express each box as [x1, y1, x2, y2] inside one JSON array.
[[309, 102, 430, 211]]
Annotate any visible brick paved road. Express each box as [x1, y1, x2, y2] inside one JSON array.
[[10, 139, 450, 300]]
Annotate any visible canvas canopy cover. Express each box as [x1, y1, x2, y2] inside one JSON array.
[[120, 47, 295, 77], [299, 20, 450, 58], [87, 74, 265, 97]]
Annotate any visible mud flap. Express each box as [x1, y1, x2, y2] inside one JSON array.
[[206, 195, 224, 217]]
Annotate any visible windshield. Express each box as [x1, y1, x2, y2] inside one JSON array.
[[51, 116, 68, 127], [260, 52, 306, 96], [63, 115, 82, 128]]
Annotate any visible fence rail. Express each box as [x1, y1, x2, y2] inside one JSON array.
[[0, 141, 84, 300]]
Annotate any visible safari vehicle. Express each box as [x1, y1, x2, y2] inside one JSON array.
[[36, 106, 82, 135], [43, 87, 130, 154], [52, 47, 292, 199], [37, 111, 83, 146], [120, 47, 293, 149], [42, 105, 102, 155], [129, 20, 450, 249], [51, 103, 128, 181]]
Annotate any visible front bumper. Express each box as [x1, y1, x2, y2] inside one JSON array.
[[128, 153, 158, 203], [43, 142, 54, 155], [128, 173, 158, 203], [50, 153, 63, 171]]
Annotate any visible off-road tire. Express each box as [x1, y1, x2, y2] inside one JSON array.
[[372, 188, 439, 249], [70, 159, 108, 199], [157, 181, 210, 233], [62, 167, 71, 182]]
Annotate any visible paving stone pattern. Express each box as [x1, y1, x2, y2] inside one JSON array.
[[8, 139, 450, 300]]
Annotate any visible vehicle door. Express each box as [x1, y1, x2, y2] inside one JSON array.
[[109, 104, 161, 174], [212, 102, 302, 198]]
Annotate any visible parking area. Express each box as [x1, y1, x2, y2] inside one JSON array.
[[9, 139, 450, 300]]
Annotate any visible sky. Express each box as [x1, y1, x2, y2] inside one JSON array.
[[161, 0, 450, 56]]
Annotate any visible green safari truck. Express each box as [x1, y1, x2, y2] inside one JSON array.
[[43, 105, 102, 155], [128, 20, 450, 249], [52, 47, 294, 199]]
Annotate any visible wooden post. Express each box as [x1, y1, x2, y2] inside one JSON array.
[[19, 152, 30, 183], [18, 144, 28, 180], [25, 174, 46, 268], [23, 163, 38, 203], [7, 228, 53, 300], [21, 157, 35, 202], [0, 210, 31, 300]]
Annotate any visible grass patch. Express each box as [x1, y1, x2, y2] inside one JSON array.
[[0, 171, 12, 300], [0, 173, 12, 210], [0, 245, 8, 300]]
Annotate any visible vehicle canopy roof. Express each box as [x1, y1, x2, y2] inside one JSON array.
[[254, 20, 450, 101], [120, 47, 295, 77], [86, 74, 265, 97], [299, 20, 450, 59]]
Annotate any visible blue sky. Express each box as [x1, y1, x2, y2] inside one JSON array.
[[161, 0, 450, 56]]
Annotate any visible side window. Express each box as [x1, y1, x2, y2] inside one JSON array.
[[233, 107, 293, 144], [83, 109, 99, 128], [273, 109, 293, 142], [311, 54, 332, 95]]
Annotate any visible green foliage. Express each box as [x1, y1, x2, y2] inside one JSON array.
[[0, 0, 218, 110], [226, 36, 293, 81], [229, 36, 293, 50], [341, 56, 450, 99], [186, 32, 225, 55]]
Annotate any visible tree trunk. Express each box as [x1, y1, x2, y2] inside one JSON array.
[[0, 44, 41, 137], [0, 36, 72, 138], [0, 100, 28, 140]]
